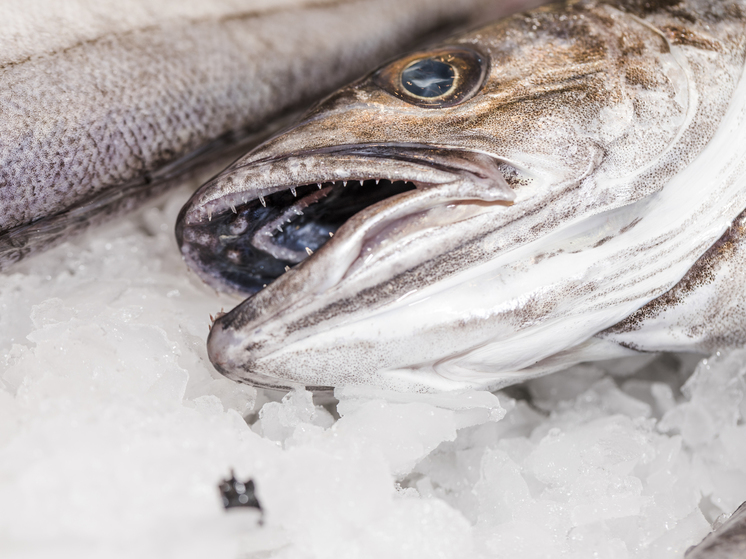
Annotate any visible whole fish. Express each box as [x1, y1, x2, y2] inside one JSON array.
[[178, 0, 746, 393], [0, 0, 511, 268]]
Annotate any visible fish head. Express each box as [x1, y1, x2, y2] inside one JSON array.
[[177, 1, 694, 393]]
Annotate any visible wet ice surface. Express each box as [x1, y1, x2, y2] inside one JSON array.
[[2, 184, 746, 559]]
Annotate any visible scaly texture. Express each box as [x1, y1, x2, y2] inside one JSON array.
[[0, 0, 506, 266]]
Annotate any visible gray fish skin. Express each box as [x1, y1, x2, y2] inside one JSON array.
[[0, 0, 509, 268], [686, 502, 746, 559], [179, 0, 746, 393]]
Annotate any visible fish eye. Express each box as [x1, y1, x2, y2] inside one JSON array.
[[401, 58, 456, 98], [374, 47, 486, 108]]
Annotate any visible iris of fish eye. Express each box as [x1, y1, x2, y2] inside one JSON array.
[[374, 48, 484, 108], [401, 58, 455, 98]]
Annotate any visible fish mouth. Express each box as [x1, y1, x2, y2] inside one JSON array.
[[176, 144, 517, 296], [177, 143, 519, 390]]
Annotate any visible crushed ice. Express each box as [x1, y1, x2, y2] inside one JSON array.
[[1, 184, 745, 558]]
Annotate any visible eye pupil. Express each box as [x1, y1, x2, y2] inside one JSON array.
[[401, 58, 455, 98]]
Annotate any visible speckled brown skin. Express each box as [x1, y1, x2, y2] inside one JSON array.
[[600, 208, 746, 352], [180, 0, 746, 394], [0, 0, 515, 269]]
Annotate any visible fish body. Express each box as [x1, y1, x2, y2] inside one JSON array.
[[178, 0, 746, 393], [0, 0, 502, 268]]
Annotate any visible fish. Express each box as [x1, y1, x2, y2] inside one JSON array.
[[177, 0, 746, 394], [0, 0, 512, 269]]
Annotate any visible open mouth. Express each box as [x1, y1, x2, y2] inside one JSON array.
[[178, 178, 418, 294], [176, 146, 517, 296]]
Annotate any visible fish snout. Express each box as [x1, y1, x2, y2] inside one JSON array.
[[207, 312, 289, 391], [206, 317, 249, 381], [208, 305, 344, 392]]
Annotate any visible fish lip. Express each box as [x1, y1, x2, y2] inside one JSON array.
[[211, 361, 334, 394], [179, 143, 514, 223], [177, 143, 517, 296], [210, 355, 335, 393], [207, 319, 335, 392]]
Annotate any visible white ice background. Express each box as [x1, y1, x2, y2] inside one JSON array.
[[2, 183, 746, 559]]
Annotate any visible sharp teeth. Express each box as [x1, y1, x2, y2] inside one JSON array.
[[317, 183, 322, 189], [230, 204, 236, 214], [276, 224, 283, 232], [259, 195, 266, 207], [290, 187, 297, 197], [375, 179, 380, 185], [305, 247, 314, 256], [343, 181, 347, 187], [207, 210, 212, 221], [285, 265, 290, 272], [328, 232, 334, 237]]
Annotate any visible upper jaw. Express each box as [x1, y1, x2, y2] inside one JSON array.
[[176, 144, 517, 296], [180, 144, 515, 223]]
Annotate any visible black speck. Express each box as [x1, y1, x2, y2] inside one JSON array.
[[219, 470, 262, 512]]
